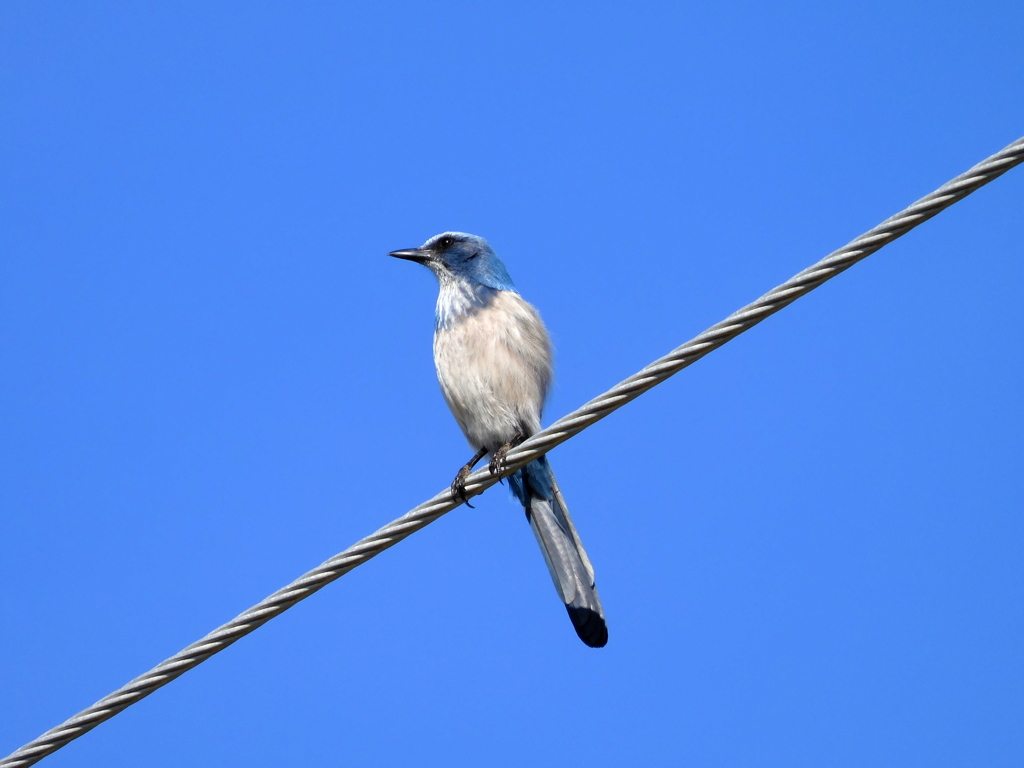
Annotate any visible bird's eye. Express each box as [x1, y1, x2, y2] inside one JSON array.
[[440, 237, 454, 249]]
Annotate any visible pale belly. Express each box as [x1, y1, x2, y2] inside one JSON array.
[[433, 290, 553, 452]]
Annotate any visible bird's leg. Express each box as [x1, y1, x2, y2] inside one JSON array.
[[489, 427, 526, 476], [451, 446, 488, 507]]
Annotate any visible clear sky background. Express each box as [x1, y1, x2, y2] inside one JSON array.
[[2, 3, 1023, 766]]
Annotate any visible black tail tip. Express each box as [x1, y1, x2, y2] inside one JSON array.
[[566, 605, 608, 648]]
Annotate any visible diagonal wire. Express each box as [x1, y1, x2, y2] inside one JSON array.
[[3, 135, 1023, 767]]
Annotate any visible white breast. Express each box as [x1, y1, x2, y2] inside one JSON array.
[[433, 290, 553, 452]]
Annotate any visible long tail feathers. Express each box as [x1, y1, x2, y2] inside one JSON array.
[[509, 457, 608, 648]]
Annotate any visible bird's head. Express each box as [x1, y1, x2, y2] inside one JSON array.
[[389, 232, 515, 291]]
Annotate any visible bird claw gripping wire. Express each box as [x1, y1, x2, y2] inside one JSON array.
[[450, 446, 488, 508], [450, 467, 475, 508], [488, 429, 525, 477]]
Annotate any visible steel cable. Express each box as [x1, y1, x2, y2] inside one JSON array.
[[3, 135, 1022, 767]]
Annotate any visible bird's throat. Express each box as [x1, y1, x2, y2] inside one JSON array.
[[435, 279, 501, 330]]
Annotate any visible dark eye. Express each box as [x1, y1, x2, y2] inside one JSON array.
[[439, 236, 454, 249]]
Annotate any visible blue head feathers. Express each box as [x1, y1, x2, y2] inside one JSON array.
[[389, 232, 516, 292]]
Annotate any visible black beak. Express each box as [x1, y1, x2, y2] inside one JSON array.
[[388, 248, 433, 264]]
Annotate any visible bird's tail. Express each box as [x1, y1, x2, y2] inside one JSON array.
[[508, 456, 608, 648]]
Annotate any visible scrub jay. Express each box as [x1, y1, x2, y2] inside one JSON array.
[[390, 232, 608, 648]]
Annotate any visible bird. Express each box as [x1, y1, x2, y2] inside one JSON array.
[[389, 232, 608, 648]]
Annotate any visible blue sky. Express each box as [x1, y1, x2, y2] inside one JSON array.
[[2, 3, 1022, 766]]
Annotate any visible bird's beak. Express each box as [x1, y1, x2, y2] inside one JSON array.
[[388, 247, 433, 264]]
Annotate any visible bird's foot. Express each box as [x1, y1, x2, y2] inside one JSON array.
[[450, 446, 487, 508], [451, 466, 475, 508], [488, 445, 510, 476], [489, 429, 525, 476]]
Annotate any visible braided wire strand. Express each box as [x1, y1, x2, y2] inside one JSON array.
[[3, 136, 1022, 767]]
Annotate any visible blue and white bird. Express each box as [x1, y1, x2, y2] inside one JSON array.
[[390, 232, 608, 648]]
